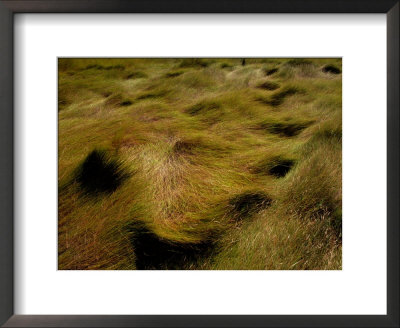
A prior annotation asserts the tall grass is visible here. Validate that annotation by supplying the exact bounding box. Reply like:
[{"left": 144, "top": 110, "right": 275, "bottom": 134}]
[{"left": 58, "top": 58, "right": 342, "bottom": 270}]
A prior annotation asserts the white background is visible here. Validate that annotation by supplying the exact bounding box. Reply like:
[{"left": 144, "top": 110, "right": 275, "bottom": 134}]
[{"left": 14, "top": 14, "right": 387, "bottom": 315}]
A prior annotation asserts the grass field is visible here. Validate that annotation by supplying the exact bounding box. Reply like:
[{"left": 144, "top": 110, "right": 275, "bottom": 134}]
[{"left": 58, "top": 58, "right": 342, "bottom": 270}]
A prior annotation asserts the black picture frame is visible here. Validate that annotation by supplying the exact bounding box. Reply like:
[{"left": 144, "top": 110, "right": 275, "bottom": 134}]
[{"left": 0, "top": 1, "right": 398, "bottom": 327}]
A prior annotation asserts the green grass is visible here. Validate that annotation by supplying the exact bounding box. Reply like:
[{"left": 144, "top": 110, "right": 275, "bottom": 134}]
[{"left": 58, "top": 58, "right": 342, "bottom": 270}]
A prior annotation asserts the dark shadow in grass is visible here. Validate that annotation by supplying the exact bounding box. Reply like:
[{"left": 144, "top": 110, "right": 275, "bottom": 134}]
[
  {"left": 75, "top": 149, "right": 128, "bottom": 194},
  {"left": 127, "top": 222, "right": 215, "bottom": 270},
  {"left": 136, "top": 90, "right": 168, "bottom": 101},
  {"left": 220, "top": 62, "right": 233, "bottom": 69},
  {"left": 125, "top": 71, "right": 147, "bottom": 79},
  {"left": 259, "top": 121, "right": 311, "bottom": 137},
  {"left": 228, "top": 191, "right": 272, "bottom": 222},
  {"left": 253, "top": 156, "right": 295, "bottom": 178},
  {"left": 164, "top": 71, "right": 184, "bottom": 78},
  {"left": 264, "top": 67, "right": 279, "bottom": 76},
  {"left": 322, "top": 65, "right": 341, "bottom": 74},
  {"left": 268, "top": 159, "right": 295, "bottom": 178},
  {"left": 58, "top": 98, "right": 70, "bottom": 111},
  {"left": 266, "top": 87, "right": 301, "bottom": 106},
  {"left": 185, "top": 100, "right": 222, "bottom": 115},
  {"left": 257, "top": 81, "right": 280, "bottom": 91},
  {"left": 105, "top": 94, "right": 133, "bottom": 107},
  {"left": 331, "top": 208, "right": 342, "bottom": 240},
  {"left": 120, "top": 100, "right": 133, "bottom": 106}
]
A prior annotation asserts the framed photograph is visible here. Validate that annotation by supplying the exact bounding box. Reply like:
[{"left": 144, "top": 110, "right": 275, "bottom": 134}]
[{"left": 0, "top": 0, "right": 398, "bottom": 327}]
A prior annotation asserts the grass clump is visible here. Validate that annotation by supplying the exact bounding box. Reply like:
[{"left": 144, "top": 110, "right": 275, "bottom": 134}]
[
  {"left": 75, "top": 149, "right": 128, "bottom": 194},
  {"left": 322, "top": 64, "right": 341, "bottom": 74}
]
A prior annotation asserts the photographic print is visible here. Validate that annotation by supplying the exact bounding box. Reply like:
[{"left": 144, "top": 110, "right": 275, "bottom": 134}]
[{"left": 58, "top": 58, "right": 342, "bottom": 270}]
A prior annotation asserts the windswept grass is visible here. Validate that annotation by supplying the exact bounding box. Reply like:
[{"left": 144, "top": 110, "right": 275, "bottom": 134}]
[{"left": 58, "top": 58, "right": 342, "bottom": 270}]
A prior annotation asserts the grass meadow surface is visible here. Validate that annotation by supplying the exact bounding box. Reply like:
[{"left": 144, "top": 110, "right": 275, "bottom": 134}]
[{"left": 58, "top": 58, "right": 342, "bottom": 270}]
